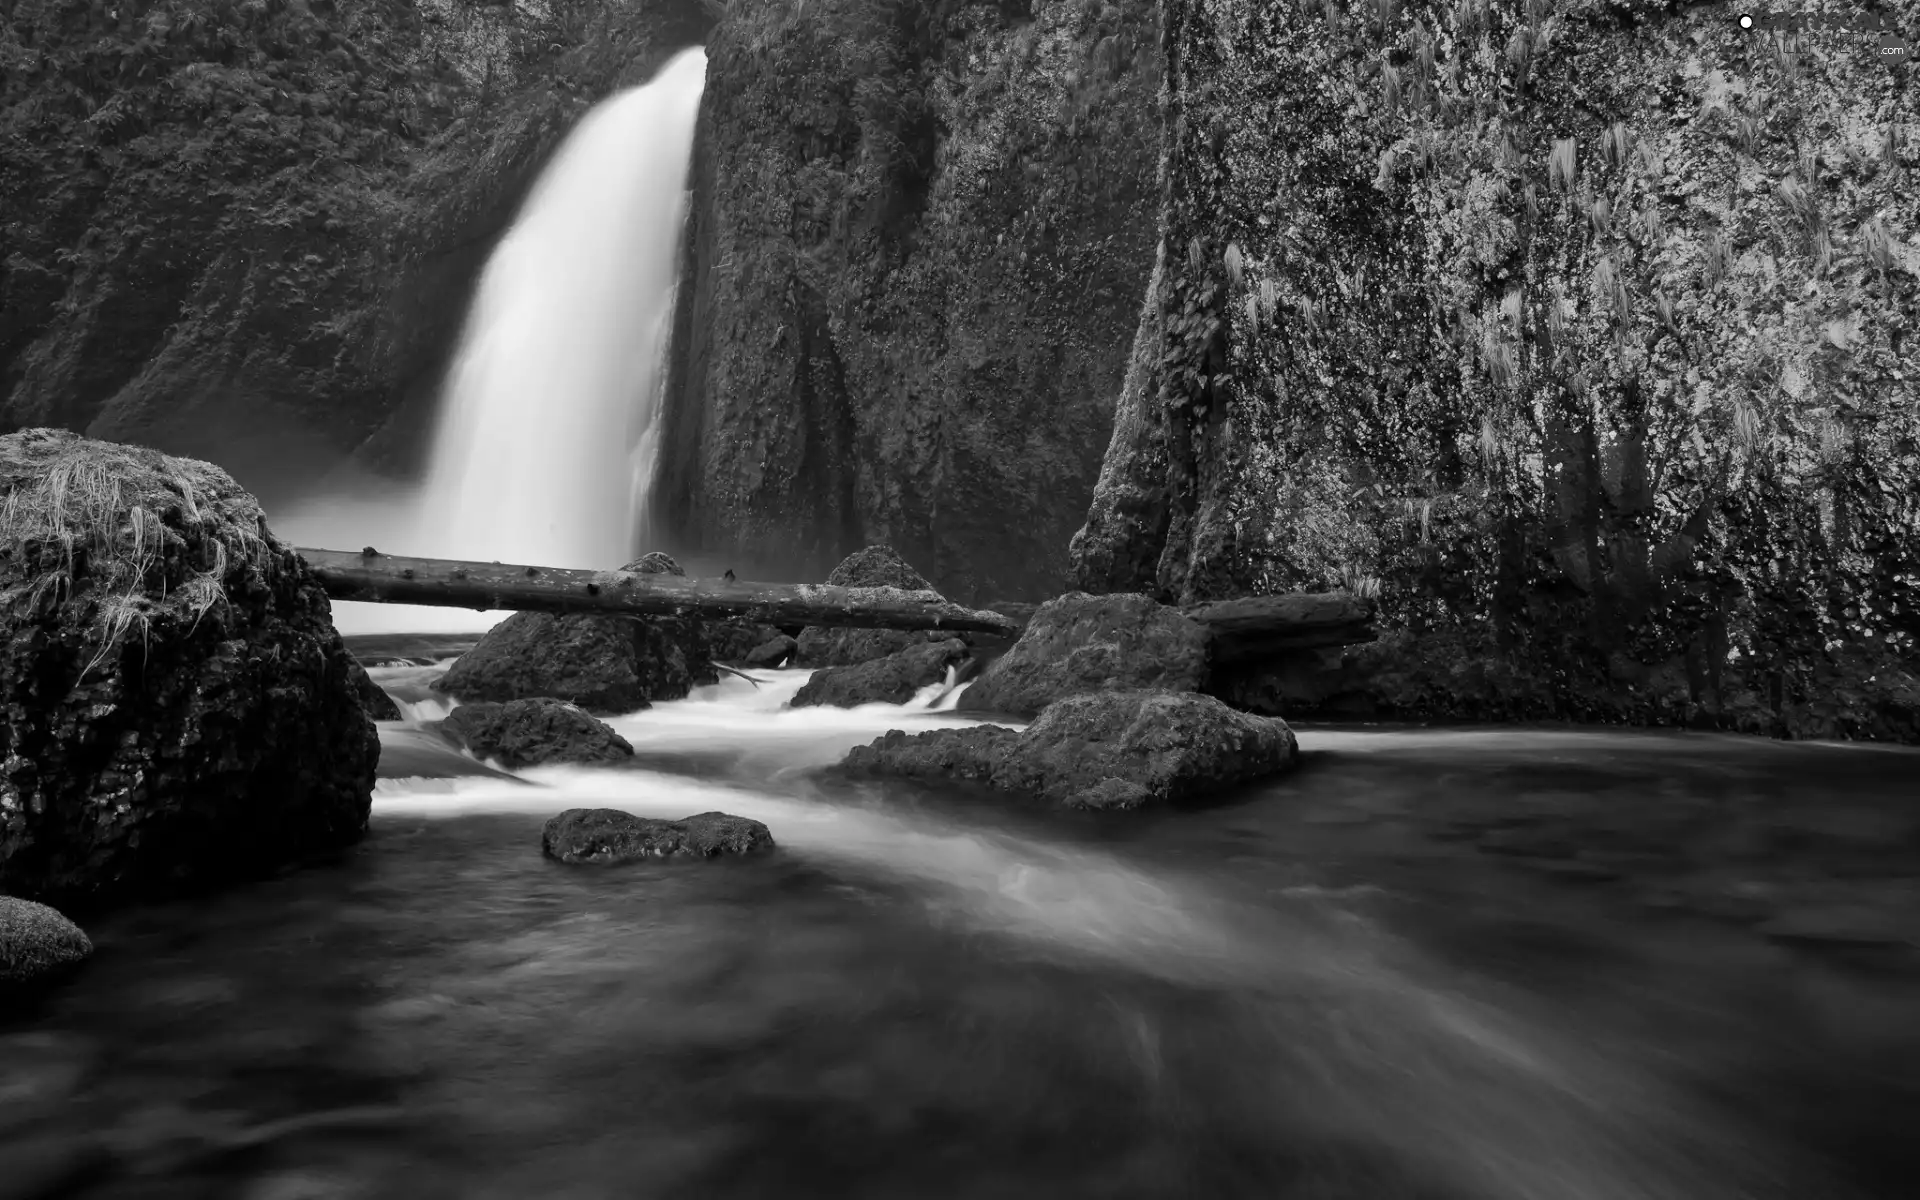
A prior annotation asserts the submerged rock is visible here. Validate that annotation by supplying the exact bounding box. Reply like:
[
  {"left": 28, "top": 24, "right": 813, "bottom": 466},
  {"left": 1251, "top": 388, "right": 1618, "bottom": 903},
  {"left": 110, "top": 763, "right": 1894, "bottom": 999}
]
[
  {"left": 796, "top": 546, "right": 950, "bottom": 667},
  {"left": 541, "top": 808, "right": 775, "bottom": 863},
  {"left": 350, "top": 661, "right": 403, "bottom": 721},
  {"left": 438, "top": 699, "right": 634, "bottom": 770},
  {"left": 957, "top": 592, "right": 1211, "bottom": 718},
  {"left": 0, "top": 429, "right": 378, "bottom": 906},
  {"left": 0, "top": 896, "right": 93, "bottom": 1001},
  {"left": 844, "top": 690, "right": 1296, "bottom": 810},
  {"left": 434, "top": 553, "right": 713, "bottom": 714},
  {"left": 791, "top": 638, "right": 970, "bottom": 708}
]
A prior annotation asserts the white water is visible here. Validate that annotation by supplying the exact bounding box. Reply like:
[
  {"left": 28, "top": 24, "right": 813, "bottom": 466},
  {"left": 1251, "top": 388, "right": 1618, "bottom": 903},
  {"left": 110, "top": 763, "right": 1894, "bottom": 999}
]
[
  {"left": 367, "top": 669, "right": 1769, "bottom": 1200},
  {"left": 274, "top": 49, "right": 708, "bottom": 635}
]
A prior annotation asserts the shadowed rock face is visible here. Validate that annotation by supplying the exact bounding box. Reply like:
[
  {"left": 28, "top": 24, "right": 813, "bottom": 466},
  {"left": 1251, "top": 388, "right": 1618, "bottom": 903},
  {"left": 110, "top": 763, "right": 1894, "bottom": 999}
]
[
  {"left": 791, "top": 638, "right": 970, "bottom": 709},
  {"left": 958, "top": 592, "right": 1211, "bottom": 719},
  {"left": 434, "top": 553, "right": 714, "bottom": 714},
  {"left": 843, "top": 690, "right": 1298, "bottom": 810},
  {"left": 654, "top": 0, "right": 1162, "bottom": 600},
  {"left": 0, "top": 429, "right": 378, "bottom": 907},
  {"left": 541, "top": 808, "right": 775, "bottom": 864},
  {"left": 438, "top": 699, "right": 634, "bottom": 770}
]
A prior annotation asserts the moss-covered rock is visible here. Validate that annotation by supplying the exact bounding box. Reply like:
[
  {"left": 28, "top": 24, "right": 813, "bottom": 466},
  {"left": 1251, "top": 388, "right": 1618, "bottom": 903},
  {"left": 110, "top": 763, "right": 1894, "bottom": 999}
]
[
  {"left": 656, "top": 0, "right": 1162, "bottom": 600},
  {"left": 0, "top": 429, "right": 378, "bottom": 906},
  {"left": 957, "top": 591, "right": 1211, "bottom": 717},
  {"left": 541, "top": 807, "right": 775, "bottom": 863},
  {"left": 438, "top": 698, "right": 635, "bottom": 769},
  {"left": 795, "top": 544, "right": 948, "bottom": 666},
  {"left": 1072, "top": 0, "right": 1920, "bottom": 741},
  {"left": 790, "top": 637, "right": 970, "bottom": 707},
  {"left": 0, "top": 895, "right": 93, "bottom": 1002}
]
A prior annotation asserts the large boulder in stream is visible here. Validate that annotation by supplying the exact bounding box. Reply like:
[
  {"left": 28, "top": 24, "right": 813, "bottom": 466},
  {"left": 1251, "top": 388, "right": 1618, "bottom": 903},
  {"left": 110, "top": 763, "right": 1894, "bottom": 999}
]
[
  {"left": 795, "top": 546, "right": 955, "bottom": 667},
  {"left": 791, "top": 638, "right": 971, "bottom": 709},
  {"left": 434, "top": 552, "right": 716, "bottom": 715},
  {"left": 0, "top": 429, "right": 379, "bottom": 906},
  {"left": 0, "top": 896, "right": 93, "bottom": 1005},
  {"left": 956, "top": 592, "right": 1211, "bottom": 718},
  {"left": 542, "top": 808, "right": 775, "bottom": 863},
  {"left": 843, "top": 690, "right": 1297, "bottom": 810},
  {"left": 438, "top": 699, "right": 634, "bottom": 770}
]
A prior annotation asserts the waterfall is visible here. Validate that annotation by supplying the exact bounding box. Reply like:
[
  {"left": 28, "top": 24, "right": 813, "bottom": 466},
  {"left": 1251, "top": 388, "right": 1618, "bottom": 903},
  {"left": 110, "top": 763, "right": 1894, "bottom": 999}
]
[{"left": 275, "top": 48, "right": 707, "bottom": 635}]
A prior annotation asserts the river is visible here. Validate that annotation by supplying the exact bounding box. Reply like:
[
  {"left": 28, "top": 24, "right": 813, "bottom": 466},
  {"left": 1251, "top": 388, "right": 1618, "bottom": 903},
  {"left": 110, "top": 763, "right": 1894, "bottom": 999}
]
[{"left": 3, "top": 638, "right": 1916, "bottom": 1200}]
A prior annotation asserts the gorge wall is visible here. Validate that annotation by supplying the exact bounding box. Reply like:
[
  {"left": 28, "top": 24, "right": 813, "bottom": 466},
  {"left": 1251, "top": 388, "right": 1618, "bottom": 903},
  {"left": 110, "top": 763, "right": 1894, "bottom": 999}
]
[
  {"left": 655, "top": 0, "right": 1162, "bottom": 602},
  {"left": 1072, "top": 0, "right": 1919, "bottom": 738},
  {"left": 0, "top": 0, "right": 710, "bottom": 506}
]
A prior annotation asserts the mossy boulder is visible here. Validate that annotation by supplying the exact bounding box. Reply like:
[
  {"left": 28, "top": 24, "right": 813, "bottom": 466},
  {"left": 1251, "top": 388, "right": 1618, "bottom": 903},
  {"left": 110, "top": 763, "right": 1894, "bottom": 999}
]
[
  {"left": 0, "top": 429, "right": 378, "bottom": 906},
  {"left": 794, "top": 546, "right": 952, "bottom": 667},
  {"left": 541, "top": 808, "right": 775, "bottom": 864},
  {"left": 434, "top": 552, "right": 714, "bottom": 714},
  {"left": 843, "top": 690, "right": 1298, "bottom": 810},
  {"left": 791, "top": 638, "right": 971, "bottom": 709},
  {"left": 438, "top": 698, "right": 634, "bottom": 770},
  {"left": 0, "top": 895, "right": 93, "bottom": 1004},
  {"left": 957, "top": 592, "right": 1212, "bottom": 718}
]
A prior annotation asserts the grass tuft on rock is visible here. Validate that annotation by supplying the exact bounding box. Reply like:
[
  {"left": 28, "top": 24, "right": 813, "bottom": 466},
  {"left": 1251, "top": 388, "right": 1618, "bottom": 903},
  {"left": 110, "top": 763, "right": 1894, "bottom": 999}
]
[{"left": 0, "top": 430, "right": 271, "bottom": 673}]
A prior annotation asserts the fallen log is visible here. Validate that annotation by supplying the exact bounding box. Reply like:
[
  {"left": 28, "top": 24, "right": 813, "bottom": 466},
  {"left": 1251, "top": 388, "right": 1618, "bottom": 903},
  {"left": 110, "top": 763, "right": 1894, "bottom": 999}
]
[
  {"left": 1183, "top": 593, "right": 1378, "bottom": 662},
  {"left": 295, "top": 547, "right": 1024, "bottom": 638}
]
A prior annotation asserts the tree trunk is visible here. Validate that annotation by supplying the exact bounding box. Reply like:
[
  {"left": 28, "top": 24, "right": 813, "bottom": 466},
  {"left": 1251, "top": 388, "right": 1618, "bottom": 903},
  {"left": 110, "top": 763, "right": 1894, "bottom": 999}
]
[{"left": 295, "top": 548, "right": 1025, "bottom": 637}]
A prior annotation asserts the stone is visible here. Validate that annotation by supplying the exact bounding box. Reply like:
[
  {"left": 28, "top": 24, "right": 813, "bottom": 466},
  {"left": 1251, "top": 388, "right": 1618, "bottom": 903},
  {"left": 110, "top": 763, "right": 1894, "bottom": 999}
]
[
  {"left": 956, "top": 592, "right": 1211, "bottom": 718},
  {"left": 437, "top": 699, "right": 634, "bottom": 770},
  {"left": 795, "top": 546, "right": 949, "bottom": 667},
  {"left": 710, "top": 620, "right": 782, "bottom": 664},
  {"left": 434, "top": 552, "right": 714, "bottom": 714},
  {"left": 743, "top": 634, "right": 799, "bottom": 668},
  {"left": 540, "top": 808, "right": 775, "bottom": 863},
  {"left": 791, "top": 638, "right": 970, "bottom": 708},
  {"left": 842, "top": 690, "right": 1298, "bottom": 809},
  {"left": 0, "top": 896, "right": 92, "bottom": 1000},
  {"left": 0, "top": 429, "right": 379, "bottom": 906},
  {"left": 350, "top": 662, "right": 402, "bottom": 721}
]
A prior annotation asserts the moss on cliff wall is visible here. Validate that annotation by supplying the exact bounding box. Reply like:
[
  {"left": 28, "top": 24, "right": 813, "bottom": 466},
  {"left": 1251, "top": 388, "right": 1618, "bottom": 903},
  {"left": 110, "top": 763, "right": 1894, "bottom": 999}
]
[
  {"left": 1074, "top": 0, "right": 1919, "bottom": 739},
  {"left": 0, "top": 0, "right": 708, "bottom": 502},
  {"left": 657, "top": 0, "right": 1162, "bottom": 601}
]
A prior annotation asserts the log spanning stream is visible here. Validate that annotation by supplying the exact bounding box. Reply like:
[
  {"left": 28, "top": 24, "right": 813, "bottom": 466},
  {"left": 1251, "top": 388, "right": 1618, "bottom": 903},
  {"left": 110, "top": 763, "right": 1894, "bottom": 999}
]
[{"left": 294, "top": 547, "right": 1380, "bottom": 660}]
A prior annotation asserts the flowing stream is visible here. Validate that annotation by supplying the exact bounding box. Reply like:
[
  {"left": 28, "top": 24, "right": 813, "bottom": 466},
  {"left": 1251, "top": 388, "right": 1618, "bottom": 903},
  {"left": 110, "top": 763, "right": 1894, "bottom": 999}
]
[{"left": 8, "top": 650, "right": 1917, "bottom": 1200}]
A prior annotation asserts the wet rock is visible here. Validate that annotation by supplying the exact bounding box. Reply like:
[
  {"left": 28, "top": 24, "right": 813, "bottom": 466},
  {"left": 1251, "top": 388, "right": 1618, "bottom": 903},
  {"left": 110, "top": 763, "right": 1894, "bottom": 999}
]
[
  {"left": 843, "top": 690, "right": 1298, "bottom": 810},
  {"left": 743, "top": 634, "right": 799, "bottom": 669},
  {"left": 541, "top": 808, "right": 775, "bottom": 863},
  {"left": 0, "top": 429, "right": 378, "bottom": 906},
  {"left": 437, "top": 699, "right": 633, "bottom": 770},
  {"left": 349, "top": 662, "right": 402, "bottom": 721},
  {"left": 0, "top": 896, "right": 93, "bottom": 1002},
  {"left": 434, "top": 553, "right": 712, "bottom": 714},
  {"left": 710, "top": 621, "right": 782, "bottom": 665},
  {"left": 791, "top": 639, "right": 970, "bottom": 708},
  {"left": 957, "top": 592, "right": 1211, "bottom": 718},
  {"left": 795, "top": 546, "right": 948, "bottom": 667}
]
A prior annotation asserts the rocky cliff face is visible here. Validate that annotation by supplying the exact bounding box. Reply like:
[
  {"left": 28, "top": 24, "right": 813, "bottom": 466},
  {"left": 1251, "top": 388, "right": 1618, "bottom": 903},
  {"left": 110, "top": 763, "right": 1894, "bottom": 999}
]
[
  {"left": 0, "top": 0, "right": 709, "bottom": 505},
  {"left": 1072, "top": 0, "right": 1919, "bottom": 739},
  {"left": 655, "top": 0, "right": 1161, "bottom": 602}
]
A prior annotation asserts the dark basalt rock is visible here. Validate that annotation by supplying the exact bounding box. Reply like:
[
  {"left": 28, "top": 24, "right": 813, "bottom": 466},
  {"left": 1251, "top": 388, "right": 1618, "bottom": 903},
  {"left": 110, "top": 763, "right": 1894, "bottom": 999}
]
[
  {"left": 791, "top": 639, "right": 971, "bottom": 709},
  {"left": 957, "top": 592, "right": 1211, "bottom": 718},
  {"left": 795, "top": 546, "right": 953, "bottom": 667},
  {"left": 710, "top": 621, "right": 783, "bottom": 664},
  {"left": 438, "top": 699, "right": 634, "bottom": 770},
  {"left": 743, "top": 634, "right": 799, "bottom": 668},
  {"left": 350, "top": 662, "right": 403, "bottom": 721},
  {"left": 0, "top": 429, "right": 379, "bottom": 907},
  {"left": 0, "top": 896, "right": 93, "bottom": 1004},
  {"left": 843, "top": 690, "right": 1297, "bottom": 810},
  {"left": 434, "top": 552, "right": 714, "bottom": 714},
  {"left": 541, "top": 808, "right": 775, "bottom": 864}
]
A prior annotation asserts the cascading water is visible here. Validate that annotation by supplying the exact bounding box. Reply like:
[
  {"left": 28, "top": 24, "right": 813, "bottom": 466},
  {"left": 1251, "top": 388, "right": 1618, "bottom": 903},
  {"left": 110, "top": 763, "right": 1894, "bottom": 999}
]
[{"left": 273, "top": 48, "right": 706, "bottom": 634}]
